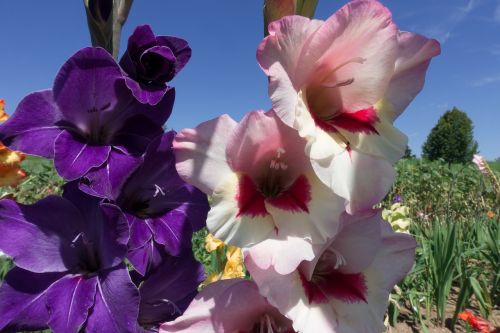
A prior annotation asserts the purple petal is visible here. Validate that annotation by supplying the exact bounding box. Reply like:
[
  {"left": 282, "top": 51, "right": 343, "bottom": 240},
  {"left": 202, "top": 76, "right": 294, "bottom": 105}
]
[
  {"left": 0, "top": 267, "right": 63, "bottom": 332},
  {"left": 138, "top": 252, "right": 204, "bottom": 326},
  {"left": 85, "top": 265, "right": 140, "bottom": 333},
  {"left": 124, "top": 25, "right": 157, "bottom": 60},
  {"left": 0, "top": 197, "right": 84, "bottom": 273},
  {"left": 54, "top": 130, "right": 111, "bottom": 180},
  {"left": 61, "top": 184, "right": 129, "bottom": 269},
  {"left": 156, "top": 36, "right": 192, "bottom": 77},
  {"left": 128, "top": 214, "right": 153, "bottom": 250},
  {"left": 123, "top": 76, "right": 170, "bottom": 105},
  {"left": 150, "top": 211, "right": 193, "bottom": 256},
  {"left": 127, "top": 85, "right": 175, "bottom": 126},
  {"left": 0, "top": 90, "right": 63, "bottom": 158},
  {"left": 46, "top": 275, "right": 98, "bottom": 333},
  {"left": 127, "top": 240, "right": 165, "bottom": 276},
  {"left": 79, "top": 149, "right": 142, "bottom": 199},
  {"left": 112, "top": 115, "right": 165, "bottom": 155},
  {"left": 166, "top": 185, "right": 209, "bottom": 232},
  {"left": 97, "top": 203, "right": 130, "bottom": 269},
  {"left": 53, "top": 47, "right": 126, "bottom": 131},
  {"left": 119, "top": 132, "right": 209, "bottom": 225},
  {"left": 138, "top": 46, "right": 176, "bottom": 81}
]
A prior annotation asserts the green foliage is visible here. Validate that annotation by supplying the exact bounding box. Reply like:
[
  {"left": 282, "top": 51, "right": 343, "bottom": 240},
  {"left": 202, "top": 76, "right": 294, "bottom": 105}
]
[
  {"left": 394, "top": 217, "right": 499, "bottom": 330},
  {"left": 3, "top": 156, "right": 64, "bottom": 205},
  {"left": 422, "top": 107, "right": 478, "bottom": 164},
  {"left": 384, "top": 158, "right": 498, "bottom": 221}
]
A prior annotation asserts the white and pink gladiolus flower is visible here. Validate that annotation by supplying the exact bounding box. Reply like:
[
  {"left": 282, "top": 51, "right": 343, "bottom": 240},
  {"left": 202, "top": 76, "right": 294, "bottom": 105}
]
[
  {"left": 174, "top": 110, "right": 345, "bottom": 270},
  {"left": 472, "top": 154, "right": 488, "bottom": 175},
  {"left": 258, "top": 0, "right": 440, "bottom": 212},
  {"left": 160, "top": 279, "right": 296, "bottom": 333},
  {"left": 245, "top": 210, "right": 417, "bottom": 333}
]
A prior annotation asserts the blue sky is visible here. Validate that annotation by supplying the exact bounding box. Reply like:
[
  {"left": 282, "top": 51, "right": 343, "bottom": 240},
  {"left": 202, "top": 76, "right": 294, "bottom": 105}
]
[{"left": 0, "top": 0, "right": 499, "bottom": 159}]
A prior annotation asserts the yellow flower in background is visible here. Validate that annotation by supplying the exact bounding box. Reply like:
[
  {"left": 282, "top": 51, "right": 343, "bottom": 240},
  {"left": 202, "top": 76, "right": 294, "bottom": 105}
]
[
  {"left": 222, "top": 245, "right": 245, "bottom": 279},
  {"left": 201, "top": 235, "right": 246, "bottom": 287},
  {"left": 205, "top": 233, "right": 224, "bottom": 253},
  {"left": 382, "top": 203, "right": 412, "bottom": 234}
]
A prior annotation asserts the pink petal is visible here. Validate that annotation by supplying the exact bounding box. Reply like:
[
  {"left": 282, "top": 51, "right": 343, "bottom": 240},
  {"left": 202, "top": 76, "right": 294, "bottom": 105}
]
[
  {"left": 207, "top": 172, "right": 275, "bottom": 248},
  {"left": 265, "top": 173, "right": 344, "bottom": 245},
  {"left": 173, "top": 114, "right": 237, "bottom": 194},
  {"left": 160, "top": 279, "right": 274, "bottom": 333},
  {"left": 338, "top": 108, "right": 408, "bottom": 164},
  {"left": 245, "top": 256, "right": 338, "bottom": 333},
  {"left": 244, "top": 236, "right": 315, "bottom": 276},
  {"left": 306, "top": 0, "right": 398, "bottom": 113},
  {"left": 385, "top": 31, "right": 441, "bottom": 121},
  {"left": 258, "top": 16, "right": 324, "bottom": 126},
  {"left": 235, "top": 174, "right": 268, "bottom": 217},
  {"left": 327, "top": 219, "right": 416, "bottom": 333},
  {"left": 226, "top": 110, "right": 310, "bottom": 181},
  {"left": 266, "top": 174, "right": 311, "bottom": 213},
  {"left": 311, "top": 150, "right": 395, "bottom": 214},
  {"left": 331, "top": 210, "right": 383, "bottom": 274}
]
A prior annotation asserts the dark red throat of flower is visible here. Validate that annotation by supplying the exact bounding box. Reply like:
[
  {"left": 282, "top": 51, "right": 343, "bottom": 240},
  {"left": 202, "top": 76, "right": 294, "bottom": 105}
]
[
  {"left": 242, "top": 313, "right": 296, "bottom": 333},
  {"left": 235, "top": 174, "right": 311, "bottom": 218},
  {"left": 299, "top": 269, "right": 368, "bottom": 305},
  {"left": 313, "top": 107, "right": 380, "bottom": 135}
]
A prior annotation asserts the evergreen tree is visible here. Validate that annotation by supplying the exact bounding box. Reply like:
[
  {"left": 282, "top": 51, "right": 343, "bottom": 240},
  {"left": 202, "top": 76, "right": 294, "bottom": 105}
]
[
  {"left": 422, "top": 107, "right": 478, "bottom": 164},
  {"left": 403, "top": 145, "right": 415, "bottom": 159}
]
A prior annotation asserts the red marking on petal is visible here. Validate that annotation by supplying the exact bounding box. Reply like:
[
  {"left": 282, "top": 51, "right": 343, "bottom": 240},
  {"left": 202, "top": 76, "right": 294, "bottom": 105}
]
[
  {"left": 331, "top": 107, "right": 380, "bottom": 134},
  {"left": 267, "top": 175, "right": 311, "bottom": 213},
  {"left": 236, "top": 174, "right": 269, "bottom": 217},
  {"left": 311, "top": 112, "right": 339, "bottom": 133},
  {"left": 299, "top": 271, "right": 328, "bottom": 304},
  {"left": 300, "top": 269, "right": 368, "bottom": 305},
  {"left": 346, "top": 143, "right": 352, "bottom": 160}
]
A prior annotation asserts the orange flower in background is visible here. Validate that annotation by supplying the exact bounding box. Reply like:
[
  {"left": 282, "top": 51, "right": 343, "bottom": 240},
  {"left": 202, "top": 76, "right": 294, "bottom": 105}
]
[
  {"left": 458, "top": 310, "right": 496, "bottom": 333},
  {"left": 0, "top": 99, "right": 7, "bottom": 122},
  {"left": 486, "top": 210, "right": 495, "bottom": 218},
  {"left": 0, "top": 99, "right": 27, "bottom": 187}
]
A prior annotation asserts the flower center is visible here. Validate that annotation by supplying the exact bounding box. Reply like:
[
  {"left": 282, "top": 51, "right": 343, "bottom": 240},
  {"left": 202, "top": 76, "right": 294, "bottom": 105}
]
[
  {"left": 245, "top": 313, "right": 295, "bottom": 333},
  {"left": 71, "top": 232, "right": 101, "bottom": 274},
  {"left": 259, "top": 148, "right": 289, "bottom": 198},
  {"left": 300, "top": 247, "right": 367, "bottom": 304}
]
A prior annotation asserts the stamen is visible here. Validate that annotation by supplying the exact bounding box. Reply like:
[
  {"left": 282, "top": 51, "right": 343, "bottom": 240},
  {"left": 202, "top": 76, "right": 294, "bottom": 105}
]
[
  {"left": 323, "top": 77, "right": 355, "bottom": 89},
  {"left": 153, "top": 299, "right": 182, "bottom": 315},
  {"left": 331, "top": 248, "right": 347, "bottom": 269},
  {"left": 268, "top": 148, "right": 288, "bottom": 171},
  {"left": 70, "top": 232, "right": 84, "bottom": 247},
  {"left": 153, "top": 184, "right": 165, "bottom": 197}
]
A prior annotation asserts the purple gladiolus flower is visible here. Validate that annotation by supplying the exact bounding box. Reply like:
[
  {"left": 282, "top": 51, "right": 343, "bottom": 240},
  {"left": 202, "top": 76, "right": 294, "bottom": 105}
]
[
  {"left": 81, "top": 131, "right": 209, "bottom": 275},
  {"left": 0, "top": 183, "right": 139, "bottom": 333},
  {"left": 120, "top": 24, "right": 191, "bottom": 105},
  {"left": 393, "top": 194, "right": 402, "bottom": 203},
  {"left": 0, "top": 47, "right": 174, "bottom": 197},
  {"left": 135, "top": 251, "right": 205, "bottom": 331}
]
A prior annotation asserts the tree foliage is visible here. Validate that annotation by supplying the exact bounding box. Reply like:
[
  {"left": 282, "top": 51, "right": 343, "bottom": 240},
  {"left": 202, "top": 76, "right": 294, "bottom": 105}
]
[{"left": 422, "top": 107, "right": 478, "bottom": 164}]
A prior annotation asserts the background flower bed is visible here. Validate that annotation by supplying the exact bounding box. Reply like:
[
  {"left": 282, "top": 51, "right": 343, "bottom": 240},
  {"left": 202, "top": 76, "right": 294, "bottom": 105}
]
[{"left": 0, "top": 156, "right": 498, "bottom": 332}]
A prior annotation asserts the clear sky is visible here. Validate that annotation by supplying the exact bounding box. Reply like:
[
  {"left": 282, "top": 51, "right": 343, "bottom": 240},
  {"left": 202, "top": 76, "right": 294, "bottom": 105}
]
[{"left": 0, "top": 1, "right": 498, "bottom": 159}]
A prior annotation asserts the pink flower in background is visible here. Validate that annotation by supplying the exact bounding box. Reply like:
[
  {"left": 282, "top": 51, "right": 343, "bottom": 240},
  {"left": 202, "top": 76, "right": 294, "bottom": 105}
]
[
  {"left": 257, "top": 0, "right": 440, "bottom": 212},
  {"left": 245, "top": 210, "right": 416, "bottom": 333},
  {"left": 160, "top": 279, "right": 296, "bottom": 333},
  {"left": 473, "top": 154, "right": 488, "bottom": 175},
  {"left": 174, "top": 110, "right": 345, "bottom": 271}
]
